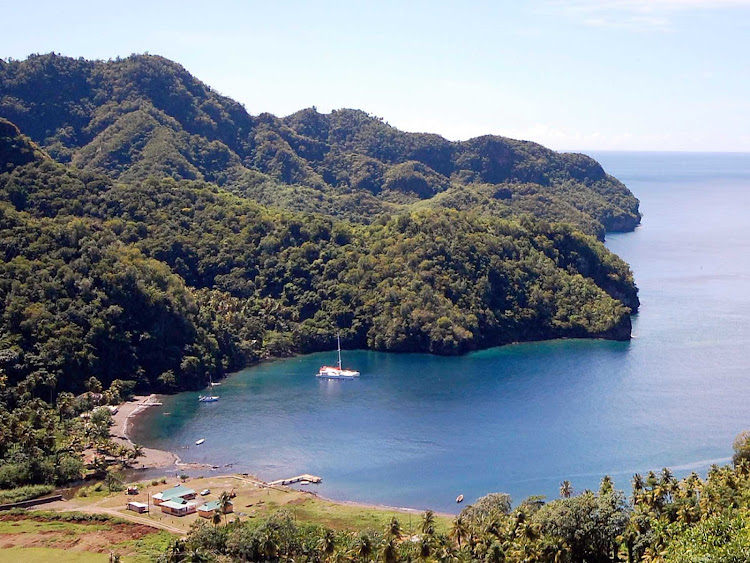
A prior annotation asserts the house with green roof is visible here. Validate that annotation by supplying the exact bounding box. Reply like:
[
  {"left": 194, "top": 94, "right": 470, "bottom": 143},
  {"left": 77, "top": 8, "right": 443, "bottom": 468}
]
[
  {"left": 198, "top": 498, "right": 234, "bottom": 518},
  {"left": 152, "top": 484, "right": 197, "bottom": 505}
]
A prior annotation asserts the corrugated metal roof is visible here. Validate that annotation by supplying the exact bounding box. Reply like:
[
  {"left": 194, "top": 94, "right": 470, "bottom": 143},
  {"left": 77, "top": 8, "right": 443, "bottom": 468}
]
[{"left": 157, "top": 484, "right": 196, "bottom": 501}]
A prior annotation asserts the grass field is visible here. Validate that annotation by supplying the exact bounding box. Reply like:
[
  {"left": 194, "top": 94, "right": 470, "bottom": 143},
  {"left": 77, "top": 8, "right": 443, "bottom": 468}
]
[{"left": 0, "top": 512, "right": 173, "bottom": 562}]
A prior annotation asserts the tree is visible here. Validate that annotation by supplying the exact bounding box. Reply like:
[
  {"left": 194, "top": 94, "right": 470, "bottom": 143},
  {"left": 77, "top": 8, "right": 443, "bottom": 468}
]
[
  {"left": 450, "top": 515, "right": 468, "bottom": 547},
  {"left": 86, "top": 376, "right": 102, "bottom": 393},
  {"left": 381, "top": 537, "right": 398, "bottom": 563},
  {"left": 732, "top": 430, "right": 750, "bottom": 466},
  {"left": 560, "top": 480, "right": 573, "bottom": 499},
  {"left": 318, "top": 528, "right": 336, "bottom": 559},
  {"left": 385, "top": 516, "right": 401, "bottom": 539},
  {"left": 218, "top": 491, "right": 232, "bottom": 525},
  {"left": 128, "top": 443, "right": 145, "bottom": 466},
  {"left": 420, "top": 510, "right": 436, "bottom": 536},
  {"left": 353, "top": 532, "right": 373, "bottom": 560}
]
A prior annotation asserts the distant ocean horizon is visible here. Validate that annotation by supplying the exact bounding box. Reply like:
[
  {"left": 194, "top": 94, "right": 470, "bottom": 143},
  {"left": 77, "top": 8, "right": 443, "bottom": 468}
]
[{"left": 132, "top": 151, "right": 750, "bottom": 513}]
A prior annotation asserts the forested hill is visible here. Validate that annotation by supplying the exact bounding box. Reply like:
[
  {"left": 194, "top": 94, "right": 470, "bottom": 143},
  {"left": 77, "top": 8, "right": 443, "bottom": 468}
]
[
  {"left": 0, "top": 53, "right": 640, "bottom": 238},
  {"left": 0, "top": 115, "right": 637, "bottom": 395}
]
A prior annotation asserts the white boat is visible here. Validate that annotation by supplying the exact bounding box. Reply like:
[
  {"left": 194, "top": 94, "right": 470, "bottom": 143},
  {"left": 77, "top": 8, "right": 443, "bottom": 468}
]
[
  {"left": 198, "top": 395, "right": 219, "bottom": 402},
  {"left": 195, "top": 438, "right": 205, "bottom": 445},
  {"left": 317, "top": 334, "right": 360, "bottom": 379}
]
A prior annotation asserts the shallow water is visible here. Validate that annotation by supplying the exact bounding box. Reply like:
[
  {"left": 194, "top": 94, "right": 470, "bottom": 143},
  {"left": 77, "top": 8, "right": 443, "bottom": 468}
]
[{"left": 132, "top": 152, "right": 750, "bottom": 513}]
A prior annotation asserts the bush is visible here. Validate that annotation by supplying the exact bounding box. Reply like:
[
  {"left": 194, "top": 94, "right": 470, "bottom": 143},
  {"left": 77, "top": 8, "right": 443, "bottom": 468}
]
[{"left": 0, "top": 484, "right": 54, "bottom": 504}]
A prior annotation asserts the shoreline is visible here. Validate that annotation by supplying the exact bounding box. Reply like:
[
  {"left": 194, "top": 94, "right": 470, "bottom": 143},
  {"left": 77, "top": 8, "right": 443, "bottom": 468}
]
[
  {"left": 111, "top": 395, "right": 226, "bottom": 471},
  {"left": 112, "top": 396, "right": 456, "bottom": 517},
  {"left": 110, "top": 394, "right": 179, "bottom": 469}
]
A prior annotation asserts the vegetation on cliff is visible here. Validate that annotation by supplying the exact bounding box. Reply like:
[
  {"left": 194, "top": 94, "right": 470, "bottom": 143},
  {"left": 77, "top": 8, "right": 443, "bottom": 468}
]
[{"left": 0, "top": 53, "right": 640, "bottom": 238}]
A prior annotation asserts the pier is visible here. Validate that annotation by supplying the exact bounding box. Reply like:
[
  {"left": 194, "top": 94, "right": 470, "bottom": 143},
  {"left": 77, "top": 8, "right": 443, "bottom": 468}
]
[{"left": 268, "top": 474, "right": 322, "bottom": 486}]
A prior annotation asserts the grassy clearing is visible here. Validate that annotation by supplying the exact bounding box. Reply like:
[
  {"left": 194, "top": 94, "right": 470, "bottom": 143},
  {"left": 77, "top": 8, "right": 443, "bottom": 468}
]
[
  {"left": 0, "top": 511, "right": 170, "bottom": 562},
  {"left": 288, "top": 497, "right": 450, "bottom": 534},
  {"left": 0, "top": 518, "right": 109, "bottom": 534},
  {"left": 0, "top": 547, "right": 108, "bottom": 562},
  {"left": 111, "top": 529, "right": 175, "bottom": 562}
]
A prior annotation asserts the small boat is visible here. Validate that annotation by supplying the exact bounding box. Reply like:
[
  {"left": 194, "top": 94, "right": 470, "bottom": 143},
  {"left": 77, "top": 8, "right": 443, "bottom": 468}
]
[
  {"left": 456, "top": 494, "right": 464, "bottom": 503},
  {"left": 210, "top": 382, "right": 221, "bottom": 387},
  {"left": 195, "top": 438, "right": 205, "bottom": 445},
  {"left": 198, "top": 395, "right": 219, "bottom": 402},
  {"left": 317, "top": 334, "right": 360, "bottom": 379}
]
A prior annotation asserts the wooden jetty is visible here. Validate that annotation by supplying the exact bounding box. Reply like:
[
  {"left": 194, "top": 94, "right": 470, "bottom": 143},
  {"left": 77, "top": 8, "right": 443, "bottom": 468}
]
[{"left": 268, "top": 474, "right": 322, "bottom": 486}]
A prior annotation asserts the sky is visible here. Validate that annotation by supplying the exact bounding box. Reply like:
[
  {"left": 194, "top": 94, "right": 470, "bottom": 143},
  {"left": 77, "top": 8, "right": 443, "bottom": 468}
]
[{"left": 2, "top": 0, "right": 749, "bottom": 152}]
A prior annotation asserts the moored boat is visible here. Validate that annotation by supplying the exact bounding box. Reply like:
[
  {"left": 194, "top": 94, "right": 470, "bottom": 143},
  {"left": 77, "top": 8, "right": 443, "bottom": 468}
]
[
  {"left": 317, "top": 334, "right": 360, "bottom": 379},
  {"left": 198, "top": 395, "right": 219, "bottom": 402}
]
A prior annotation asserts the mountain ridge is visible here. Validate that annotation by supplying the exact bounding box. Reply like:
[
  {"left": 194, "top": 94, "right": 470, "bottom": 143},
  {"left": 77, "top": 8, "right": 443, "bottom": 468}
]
[{"left": 0, "top": 53, "right": 640, "bottom": 238}]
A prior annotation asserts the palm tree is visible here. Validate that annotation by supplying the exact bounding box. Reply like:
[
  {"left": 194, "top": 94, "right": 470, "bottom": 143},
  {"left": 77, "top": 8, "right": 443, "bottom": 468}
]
[
  {"left": 218, "top": 491, "right": 232, "bottom": 525},
  {"left": 599, "top": 475, "right": 614, "bottom": 495},
  {"left": 318, "top": 529, "right": 336, "bottom": 559},
  {"left": 420, "top": 510, "right": 436, "bottom": 536},
  {"left": 418, "top": 535, "right": 432, "bottom": 561},
  {"left": 559, "top": 480, "right": 573, "bottom": 499},
  {"left": 632, "top": 473, "right": 645, "bottom": 505},
  {"left": 164, "top": 539, "right": 185, "bottom": 563},
  {"left": 129, "top": 443, "right": 145, "bottom": 465},
  {"left": 353, "top": 532, "right": 373, "bottom": 560},
  {"left": 259, "top": 529, "right": 278, "bottom": 560},
  {"left": 385, "top": 516, "right": 402, "bottom": 539},
  {"left": 212, "top": 508, "right": 222, "bottom": 527},
  {"left": 485, "top": 541, "right": 505, "bottom": 563},
  {"left": 381, "top": 537, "right": 398, "bottom": 563},
  {"left": 450, "top": 515, "right": 468, "bottom": 548}
]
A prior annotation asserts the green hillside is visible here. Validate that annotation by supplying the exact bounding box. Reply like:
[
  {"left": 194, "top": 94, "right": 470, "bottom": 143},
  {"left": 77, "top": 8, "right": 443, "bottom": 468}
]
[{"left": 0, "top": 53, "right": 640, "bottom": 238}]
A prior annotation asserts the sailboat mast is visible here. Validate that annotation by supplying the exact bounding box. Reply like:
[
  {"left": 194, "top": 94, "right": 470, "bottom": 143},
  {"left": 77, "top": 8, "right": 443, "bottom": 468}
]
[{"left": 337, "top": 333, "right": 342, "bottom": 370}]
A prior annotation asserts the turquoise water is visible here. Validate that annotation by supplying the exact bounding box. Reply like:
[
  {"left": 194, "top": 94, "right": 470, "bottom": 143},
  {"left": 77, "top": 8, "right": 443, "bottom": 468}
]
[{"left": 132, "top": 152, "right": 750, "bottom": 513}]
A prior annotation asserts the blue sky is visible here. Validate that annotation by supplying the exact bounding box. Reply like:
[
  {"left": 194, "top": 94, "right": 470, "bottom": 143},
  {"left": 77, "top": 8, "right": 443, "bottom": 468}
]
[{"left": 3, "top": 0, "right": 749, "bottom": 151}]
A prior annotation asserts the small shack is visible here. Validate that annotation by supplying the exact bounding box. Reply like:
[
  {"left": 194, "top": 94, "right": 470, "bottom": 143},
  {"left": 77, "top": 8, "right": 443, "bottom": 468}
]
[
  {"left": 197, "top": 499, "right": 234, "bottom": 519},
  {"left": 153, "top": 484, "right": 197, "bottom": 506},
  {"left": 160, "top": 500, "right": 197, "bottom": 516},
  {"left": 127, "top": 501, "right": 148, "bottom": 513}
]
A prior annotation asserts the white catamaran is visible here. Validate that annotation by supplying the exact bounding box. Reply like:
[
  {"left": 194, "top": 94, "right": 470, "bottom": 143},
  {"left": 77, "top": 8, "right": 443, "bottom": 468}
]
[{"left": 317, "top": 334, "right": 360, "bottom": 380}]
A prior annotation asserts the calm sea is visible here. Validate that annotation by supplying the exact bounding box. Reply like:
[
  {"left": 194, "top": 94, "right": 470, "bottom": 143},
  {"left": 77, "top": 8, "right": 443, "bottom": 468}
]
[{"left": 131, "top": 152, "right": 750, "bottom": 513}]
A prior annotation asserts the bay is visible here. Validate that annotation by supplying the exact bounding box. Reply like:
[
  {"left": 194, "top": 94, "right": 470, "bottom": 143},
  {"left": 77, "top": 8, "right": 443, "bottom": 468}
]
[{"left": 131, "top": 151, "right": 750, "bottom": 513}]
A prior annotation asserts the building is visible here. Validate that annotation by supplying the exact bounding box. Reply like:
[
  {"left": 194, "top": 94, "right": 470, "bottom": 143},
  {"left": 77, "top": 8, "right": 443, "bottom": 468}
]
[
  {"left": 127, "top": 501, "right": 148, "bottom": 513},
  {"left": 152, "top": 484, "right": 197, "bottom": 506},
  {"left": 160, "top": 500, "right": 197, "bottom": 516},
  {"left": 197, "top": 499, "right": 234, "bottom": 519}
]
